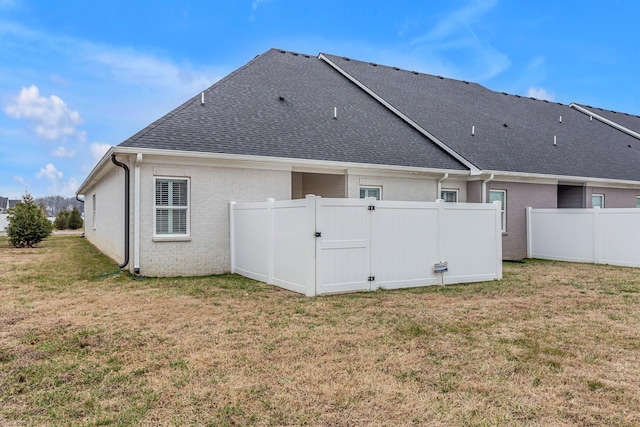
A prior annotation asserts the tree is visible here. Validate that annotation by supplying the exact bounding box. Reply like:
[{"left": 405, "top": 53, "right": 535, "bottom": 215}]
[
  {"left": 6, "top": 193, "right": 54, "bottom": 248},
  {"left": 53, "top": 209, "right": 69, "bottom": 230},
  {"left": 67, "top": 207, "right": 83, "bottom": 230}
]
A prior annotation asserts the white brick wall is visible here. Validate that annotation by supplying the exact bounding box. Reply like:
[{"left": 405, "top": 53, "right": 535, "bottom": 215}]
[
  {"left": 138, "top": 162, "right": 290, "bottom": 276},
  {"left": 84, "top": 168, "right": 125, "bottom": 264}
]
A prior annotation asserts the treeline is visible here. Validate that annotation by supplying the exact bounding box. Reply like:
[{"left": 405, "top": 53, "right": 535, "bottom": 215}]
[{"left": 35, "top": 196, "right": 84, "bottom": 217}]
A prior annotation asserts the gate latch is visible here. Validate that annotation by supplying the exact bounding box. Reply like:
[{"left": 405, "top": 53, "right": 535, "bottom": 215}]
[
  {"left": 368, "top": 276, "right": 375, "bottom": 282},
  {"left": 314, "top": 232, "right": 322, "bottom": 238}
]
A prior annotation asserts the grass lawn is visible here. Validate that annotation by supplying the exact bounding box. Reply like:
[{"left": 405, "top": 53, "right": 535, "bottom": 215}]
[{"left": 1, "top": 234, "right": 639, "bottom": 426}]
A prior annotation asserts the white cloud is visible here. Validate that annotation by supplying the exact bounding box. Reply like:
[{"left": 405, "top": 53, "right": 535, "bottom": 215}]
[
  {"left": 90, "top": 143, "right": 111, "bottom": 163},
  {"left": 35, "top": 163, "right": 78, "bottom": 196},
  {"left": 87, "top": 47, "right": 216, "bottom": 98},
  {"left": 527, "top": 87, "right": 555, "bottom": 101},
  {"left": 4, "top": 85, "right": 84, "bottom": 140},
  {"left": 52, "top": 146, "right": 76, "bottom": 158},
  {"left": 407, "top": 0, "right": 509, "bottom": 81},
  {"left": 36, "top": 163, "right": 63, "bottom": 180}
]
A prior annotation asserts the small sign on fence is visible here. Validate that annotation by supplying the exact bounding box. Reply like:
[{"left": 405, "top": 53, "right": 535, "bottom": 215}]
[{"left": 434, "top": 261, "right": 448, "bottom": 273}]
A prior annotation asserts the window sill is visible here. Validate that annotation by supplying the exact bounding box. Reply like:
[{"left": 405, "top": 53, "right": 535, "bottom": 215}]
[{"left": 153, "top": 236, "right": 192, "bottom": 242}]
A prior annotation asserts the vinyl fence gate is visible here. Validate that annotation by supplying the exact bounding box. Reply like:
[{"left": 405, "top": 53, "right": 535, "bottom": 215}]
[{"left": 230, "top": 195, "right": 502, "bottom": 296}]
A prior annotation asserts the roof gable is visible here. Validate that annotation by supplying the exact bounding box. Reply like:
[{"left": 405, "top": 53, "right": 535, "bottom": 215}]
[{"left": 119, "top": 49, "right": 466, "bottom": 172}]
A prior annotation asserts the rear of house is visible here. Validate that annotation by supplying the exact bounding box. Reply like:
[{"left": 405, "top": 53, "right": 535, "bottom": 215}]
[{"left": 77, "top": 48, "right": 640, "bottom": 276}]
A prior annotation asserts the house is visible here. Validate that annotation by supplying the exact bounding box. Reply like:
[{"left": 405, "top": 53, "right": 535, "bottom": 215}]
[
  {"left": 76, "top": 48, "right": 640, "bottom": 277},
  {"left": 0, "top": 197, "right": 8, "bottom": 214}
]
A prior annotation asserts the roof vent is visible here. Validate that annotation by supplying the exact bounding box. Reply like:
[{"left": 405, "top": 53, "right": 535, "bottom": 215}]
[
  {"left": 304, "top": 54, "right": 310, "bottom": 58},
  {"left": 503, "top": 123, "right": 508, "bottom": 128},
  {"left": 292, "top": 52, "right": 299, "bottom": 56},
  {"left": 279, "top": 96, "right": 285, "bottom": 101},
  {"left": 393, "top": 67, "right": 400, "bottom": 70},
  {"left": 280, "top": 50, "right": 286, "bottom": 54},
  {"left": 201, "top": 92, "right": 205, "bottom": 105},
  {"left": 559, "top": 115, "right": 562, "bottom": 123},
  {"left": 629, "top": 144, "right": 632, "bottom": 148},
  {"left": 472, "top": 125, "right": 475, "bottom": 136},
  {"left": 370, "top": 63, "right": 377, "bottom": 67},
  {"left": 412, "top": 71, "right": 419, "bottom": 75},
  {"left": 343, "top": 57, "right": 350, "bottom": 61},
  {"left": 438, "top": 76, "right": 444, "bottom": 79},
  {"left": 463, "top": 81, "right": 469, "bottom": 84},
  {"left": 333, "top": 107, "right": 337, "bottom": 119},
  {"left": 554, "top": 135, "right": 557, "bottom": 146},
  {"left": 502, "top": 92, "right": 508, "bottom": 95}
]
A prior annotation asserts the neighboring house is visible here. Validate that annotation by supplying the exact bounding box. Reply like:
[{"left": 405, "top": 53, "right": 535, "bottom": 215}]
[
  {"left": 77, "top": 48, "right": 640, "bottom": 277},
  {"left": 0, "top": 197, "right": 8, "bottom": 214}
]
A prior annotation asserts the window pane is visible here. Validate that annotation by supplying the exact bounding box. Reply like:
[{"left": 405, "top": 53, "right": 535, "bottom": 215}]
[
  {"left": 441, "top": 190, "right": 457, "bottom": 202},
  {"left": 592, "top": 195, "right": 603, "bottom": 208},
  {"left": 156, "top": 180, "right": 169, "bottom": 206},
  {"left": 172, "top": 180, "right": 188, "bottom": 206},
  {"left": 637, "top": 197, "right": 640, "bottom": 208},
  {"left": 489, "top": 190, "right": 504, "bottom": 207},
  {"left": 360, "top": 187, "right": 380, "bottom": 200},
  {"left": 156, "top": 209, "right": 169, "bottom": 234},
  {"left": 172, "top": 209, "right": 187, "bottom": 234}
]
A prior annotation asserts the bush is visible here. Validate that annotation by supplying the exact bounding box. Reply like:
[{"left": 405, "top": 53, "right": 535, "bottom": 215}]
[
  {"left": 68, "top": 206, "right": 83, "bottom": 230},
  {"left": 53, "top": 207, "right": 83, "bottom": 230},
  {"left": 5, "top": 193, "right": 54, "bottom": 248},
  {"left": 54, "top": 209, "right": 69, "bottom": 230}
]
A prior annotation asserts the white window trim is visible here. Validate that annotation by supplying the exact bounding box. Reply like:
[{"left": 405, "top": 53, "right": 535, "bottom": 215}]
[
  {"left": 441, "top": 189, "right": 458, "bottom": 202},
  {"left": 153, "top": 176, "right": 191, "bottom": 239},
  {"left": 489, "top": 189, "right": 506, "bottom": 232},
  {"left": 360, "top": 186, "right": 382, "bottom": 200},
  {"left": 592, "top": 193, "right": 604, "bottom": 208}
]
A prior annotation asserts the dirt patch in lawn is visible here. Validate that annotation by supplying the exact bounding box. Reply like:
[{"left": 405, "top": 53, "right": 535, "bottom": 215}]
[{"left": 1, "top": 235, "right": 639, "bottom": 425}]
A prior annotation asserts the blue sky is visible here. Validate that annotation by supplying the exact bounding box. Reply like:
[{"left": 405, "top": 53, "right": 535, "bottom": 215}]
[{"left": 1, "top": 0, "right": 638, "bottom": 198}]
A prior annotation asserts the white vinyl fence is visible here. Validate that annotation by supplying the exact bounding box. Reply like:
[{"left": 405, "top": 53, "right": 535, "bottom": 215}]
[
  {"left": 527, "top": 207, "right": 640, "bottom": 268},
  {"left": 0, "top": 214, "right": 8, "bottom": 233},
  {"left": 230, "top": 195, "right": 502, "bottom": 296}
]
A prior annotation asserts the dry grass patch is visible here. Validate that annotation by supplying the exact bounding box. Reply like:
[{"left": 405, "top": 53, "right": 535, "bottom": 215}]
[{"left": 1, "top": 235, "right": 640, "bottom": 425}]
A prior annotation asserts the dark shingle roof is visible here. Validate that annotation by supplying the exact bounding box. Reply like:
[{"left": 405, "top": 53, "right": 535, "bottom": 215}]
[
  {"left": 321, "top": 53, "right": 640, "bottom": 181},
  {"left": 119, "top": 49, "right": 466, "bottom": 171},
  {"left": 575, "top": 104, "right": 640, "bottom": 135}
]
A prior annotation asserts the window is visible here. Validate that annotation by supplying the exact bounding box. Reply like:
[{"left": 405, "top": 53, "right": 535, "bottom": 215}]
[
  {"left": 155, "top": 178, "right": 189, "bottom": 236},
  {"left": 360, "top": 186, "right": 381, "bottom": 200},
  {"left": 489, "top": 190, "right": 506, "bottom": 232},
  {"left": 591, "top": 194, "right": 604, "bottom": 208},
  {"left": 440, "top": 189, "right": 458, "bottom": 202},
  {"left": 92, "top": 194, "right": 96, "bottom": 229},
  {"left": 637, "top": 196, "right": 640, "bottom": 208}
]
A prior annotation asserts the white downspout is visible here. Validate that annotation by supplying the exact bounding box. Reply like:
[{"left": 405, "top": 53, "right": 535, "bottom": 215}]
[
  {"left": 437, "top": 173, "right": 448, "bottom": 200},
  {"left": 481, "top": 174, "right": 494, "bottom": 203},
  {"left": 134, "top": 153, "right": 142, "bottom": 274}
]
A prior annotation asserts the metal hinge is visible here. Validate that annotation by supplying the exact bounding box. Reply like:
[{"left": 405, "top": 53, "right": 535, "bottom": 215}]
[
  {"left": 368, "top": 276, "right": 375, "bottom": 282},
  {"left": 314, "top": 232, "right": 321, "bottom": 238},
  {"left": 368, "top": 205, "right": 375, "bottom": 211}
]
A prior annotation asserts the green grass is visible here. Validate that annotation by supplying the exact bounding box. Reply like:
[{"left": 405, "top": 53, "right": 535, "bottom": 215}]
[{"left": 1, "top": 235, "right": 640, "bottom": 425}]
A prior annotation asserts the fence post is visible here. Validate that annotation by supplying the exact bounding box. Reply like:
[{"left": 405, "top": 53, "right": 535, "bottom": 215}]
[
  {"left": 593, "top": 206, "right": 601, "bottom": 264},
  {"left": 435, "top": 199, "right": 446, "bottom": 282},
  {"left": 494, "top": 201, "right": 503, "bottom": 280},
  {"left": 526, "top": 207, "right": 532, "bottom": 259},
  {"left": 229, "top": 201, "right": 236, "bottom": 274},
  {"left": 267, "top": 198, "right": 275, "bottom": 285},
  {"left": 306, "top": 194, "right": 317, "bottom": 297}
]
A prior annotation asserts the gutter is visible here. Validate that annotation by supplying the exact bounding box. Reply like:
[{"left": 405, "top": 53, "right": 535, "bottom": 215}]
[
  {"left": 111, "top": 154, "right": 130, "bottom": 269},
  {"left": 437, "top": 173, "right": 448, "bottom": 199},
  {"left": 481, "top": 174, "right": 494, "bottom": 203}
]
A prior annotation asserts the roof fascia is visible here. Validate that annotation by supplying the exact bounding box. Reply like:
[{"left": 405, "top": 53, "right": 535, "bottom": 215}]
[
  {"left": 478, "top": 169, "right": 640, "bottom": 188},
  {"left": 76, "top": 146, "right": 472, "bottom": 195},
  {"left": 317, "top": 53, "right": 481, "bottom": 175},
  {"left": 570, "top": 103, "right": 640, "bottom": 141}
]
